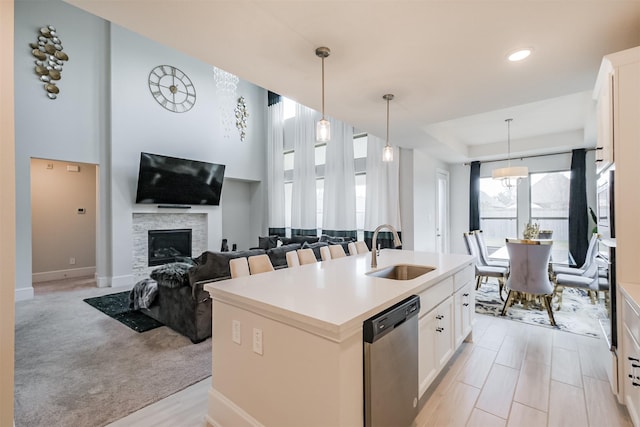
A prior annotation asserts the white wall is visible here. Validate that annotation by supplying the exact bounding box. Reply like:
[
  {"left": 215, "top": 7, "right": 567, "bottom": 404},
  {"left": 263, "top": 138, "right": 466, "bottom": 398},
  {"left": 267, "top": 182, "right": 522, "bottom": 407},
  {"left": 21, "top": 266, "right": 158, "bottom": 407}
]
[
  {"left": 399, "top": 147, "right": 450, "bottom": 252},
  {"left": 449, "top": 150, "right": 597, "bottom": 255},
  {"left": 221, "top": 178, "right": 262, "bottom": 251},
  {"left": 15, "top": 1, "right": 268, "bottom": 295}
]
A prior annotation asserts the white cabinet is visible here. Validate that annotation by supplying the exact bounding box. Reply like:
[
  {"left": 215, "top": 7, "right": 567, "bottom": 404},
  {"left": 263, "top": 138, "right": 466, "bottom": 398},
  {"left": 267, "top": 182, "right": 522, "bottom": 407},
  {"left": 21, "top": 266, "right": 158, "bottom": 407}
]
[
  {"left": 454, "top": 281, "right": 474, "bottom": 347},
  {"left": 621, "top": 288, "right": 640, "bottom": 425},
  {"left": 594, "top": 64, "right": 614, "bottom": 173},
  {"left": 417, "top": 263, "right": 474, "bottom": 398}
]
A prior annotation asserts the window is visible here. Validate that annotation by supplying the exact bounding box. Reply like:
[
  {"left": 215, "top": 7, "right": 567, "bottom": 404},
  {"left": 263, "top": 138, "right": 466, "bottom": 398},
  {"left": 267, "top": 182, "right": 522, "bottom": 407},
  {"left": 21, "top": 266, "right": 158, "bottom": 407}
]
[
  {"left": 530, "top": 171, "right": 570, "bottom": 248},
  {"left": 479, "top": 177, "right": 518, "bottom": 248}
]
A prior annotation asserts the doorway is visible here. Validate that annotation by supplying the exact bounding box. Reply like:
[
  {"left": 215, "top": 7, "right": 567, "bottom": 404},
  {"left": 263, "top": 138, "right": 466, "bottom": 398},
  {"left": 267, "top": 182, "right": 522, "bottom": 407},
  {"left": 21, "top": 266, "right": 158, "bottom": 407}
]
[
  {"left": 30, "top": 158, "right": 97, "bottom": 291},
  {"left": 436, "top": 169, "right": 449, "bottom": 253}
]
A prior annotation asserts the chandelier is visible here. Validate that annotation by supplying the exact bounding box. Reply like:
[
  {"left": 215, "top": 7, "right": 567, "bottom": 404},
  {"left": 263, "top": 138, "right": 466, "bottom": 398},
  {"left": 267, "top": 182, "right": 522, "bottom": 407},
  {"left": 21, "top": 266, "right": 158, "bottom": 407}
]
[{"left": 492, "top": 118, "right": 528, "bottom": 187}]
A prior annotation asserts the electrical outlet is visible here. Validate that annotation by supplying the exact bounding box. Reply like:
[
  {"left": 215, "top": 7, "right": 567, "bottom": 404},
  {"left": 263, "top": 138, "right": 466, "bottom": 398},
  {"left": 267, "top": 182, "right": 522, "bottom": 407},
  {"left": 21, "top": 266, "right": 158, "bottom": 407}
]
[
  {"left": 252, "top": 328, "right": 263, "bottom": 355},
  {"left": 69, "top": 257, "right": 76, "bottom": 265},
  {"left": 232, "top": 320, "right": 241, "bottom": 344}
]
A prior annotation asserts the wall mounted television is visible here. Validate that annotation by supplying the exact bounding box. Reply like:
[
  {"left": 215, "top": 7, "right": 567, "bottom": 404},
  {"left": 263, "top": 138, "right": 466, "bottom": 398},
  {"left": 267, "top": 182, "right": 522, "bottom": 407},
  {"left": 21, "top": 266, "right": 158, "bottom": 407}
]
[{"left": 135, "top": 152, "right": 225, "bottom": 206}]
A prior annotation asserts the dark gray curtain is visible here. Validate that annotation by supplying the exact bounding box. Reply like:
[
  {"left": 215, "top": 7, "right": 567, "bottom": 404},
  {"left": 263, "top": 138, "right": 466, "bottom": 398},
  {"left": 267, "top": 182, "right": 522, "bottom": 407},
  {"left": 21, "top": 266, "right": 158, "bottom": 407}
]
[
  {"left": 469, "top": 161, "right": 481, "bottom": 231},
  {"left": 569, "top": 149, "right": 588, "bottom": 266}
]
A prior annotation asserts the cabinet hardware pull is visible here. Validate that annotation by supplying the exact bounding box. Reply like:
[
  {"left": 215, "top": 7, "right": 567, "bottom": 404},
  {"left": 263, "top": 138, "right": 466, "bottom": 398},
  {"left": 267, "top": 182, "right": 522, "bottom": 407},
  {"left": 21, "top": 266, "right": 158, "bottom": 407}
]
[
  {"left": 436, "top": 327, "right": 443, "bottom": 332},
  {"left": 629, "top": 357, "right": 640, "bottom": 362},
  {"left": 463, "top": 303, "right": 469, "bottom": 307},
  {"left": 595, "top": 146, "right": 604, "bottom": 150},
  {"left": 436, "top": 315, "right": 444, "bottom": 320},
  {"left": 463, "top": 293, "right": 469, "bottom": 297},
  {"left": 632, "top": 364, "right": 640, "bottom": 369},
  {"left": 633, "top": 382, "right": 640, "bottom": 387}
]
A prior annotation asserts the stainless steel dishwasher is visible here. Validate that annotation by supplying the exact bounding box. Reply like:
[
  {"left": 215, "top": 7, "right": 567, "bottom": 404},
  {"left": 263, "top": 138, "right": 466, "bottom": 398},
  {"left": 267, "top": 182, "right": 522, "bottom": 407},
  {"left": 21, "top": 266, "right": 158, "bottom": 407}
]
[{"left": 363, "top": 295, "right": 420, "bottom": 427}]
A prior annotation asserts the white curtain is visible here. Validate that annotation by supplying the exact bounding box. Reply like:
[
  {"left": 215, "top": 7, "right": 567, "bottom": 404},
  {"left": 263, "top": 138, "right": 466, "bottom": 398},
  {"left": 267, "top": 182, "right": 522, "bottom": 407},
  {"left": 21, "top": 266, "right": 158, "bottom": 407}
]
[
  {"left": 364, "top": 134, "right": 401, "bottom": 247},
  {"left": 291, "top": 104, "right": 317, "bottom": 236},
  {"left": 267, "top": 101, "right": 285, "bottom": 236},
  {"left": 322, "top": 118, "right": 356, "bottom": 237}
]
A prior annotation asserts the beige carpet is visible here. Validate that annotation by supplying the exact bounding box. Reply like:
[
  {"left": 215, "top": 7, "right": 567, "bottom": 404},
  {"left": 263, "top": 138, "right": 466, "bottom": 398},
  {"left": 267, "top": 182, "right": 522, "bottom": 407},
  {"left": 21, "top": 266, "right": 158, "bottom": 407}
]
[{"left": 14, "top": 282, "right": 211, "bottom": 427}]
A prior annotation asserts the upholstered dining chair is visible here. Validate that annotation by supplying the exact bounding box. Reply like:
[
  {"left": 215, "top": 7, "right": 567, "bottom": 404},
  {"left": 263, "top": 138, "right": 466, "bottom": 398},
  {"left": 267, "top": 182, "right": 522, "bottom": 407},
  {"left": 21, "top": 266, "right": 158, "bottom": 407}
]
[
  {"left": 328, "top": 244, "right": 347, "bottom": 259},
  {"left": 320, "top": 246, "right": 331, "bottom": 261},
  {"left": 501, "top": 238, "right": 556, "bottom": 326},
  {"left": 247, "top": 254, "right": 275, "bottom": 275},
  {"left": 553, "top": 257, "right": 600, "bottom": 309},
  {"left": 552, "top": 233, "right": 599, "bottom": 277},
  {"left": 355, "top": 241, "right": 369, "bottom": 254},
  {"left": 348, "top": 242, "right": 357, "bottom": 256},
  {"left": 463, "top": 232, "right": 508, "bottom": 300},
  {"left": 474, "top": 230, "right": 509, "bottom": 268},
  {"left": 229, "top": 257, "right": 250, "bottom": 278},
  {"left": 297, "top": 248, "right": 317, "bottom": 265},
  {"left": 286, "top": 250, "right": 300, "bottom": 268}
]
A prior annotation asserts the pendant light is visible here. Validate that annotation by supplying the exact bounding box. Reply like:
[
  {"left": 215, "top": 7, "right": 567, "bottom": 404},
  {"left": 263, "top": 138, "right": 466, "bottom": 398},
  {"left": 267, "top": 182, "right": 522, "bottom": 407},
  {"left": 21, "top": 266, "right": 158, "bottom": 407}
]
[
  {"left": 382, "top": 94, "right": 394, "bottom": 162},
  {"left": 492, "top": 118, "right": 528, "bottom": 187},
  {"left": 315, "top": 47, "right": 331, "bottom": 142}
]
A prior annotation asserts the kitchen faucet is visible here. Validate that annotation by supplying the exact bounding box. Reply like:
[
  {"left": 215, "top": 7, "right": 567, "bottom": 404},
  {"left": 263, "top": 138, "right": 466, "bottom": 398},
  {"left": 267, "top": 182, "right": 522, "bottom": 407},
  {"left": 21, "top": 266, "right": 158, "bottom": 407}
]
[{"left": 371, "top": 224, "right": 402, "bottom": 268}]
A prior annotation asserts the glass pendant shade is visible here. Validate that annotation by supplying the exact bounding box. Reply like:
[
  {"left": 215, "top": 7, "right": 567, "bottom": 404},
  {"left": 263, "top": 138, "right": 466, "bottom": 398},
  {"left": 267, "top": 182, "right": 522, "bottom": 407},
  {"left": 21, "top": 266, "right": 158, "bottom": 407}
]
[
  {"left": 316, "top": 118, "right": 330, "bottom": 142},
  {"left": 382, "top": 144, "right": 393, "bottom": 162}
]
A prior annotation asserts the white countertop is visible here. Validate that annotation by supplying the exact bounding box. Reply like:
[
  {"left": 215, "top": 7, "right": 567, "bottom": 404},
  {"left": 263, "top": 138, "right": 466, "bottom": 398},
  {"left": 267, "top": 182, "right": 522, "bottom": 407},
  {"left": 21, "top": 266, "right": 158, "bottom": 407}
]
[{"left": 204, "top": 249, "right": 474, "bottom": 342}]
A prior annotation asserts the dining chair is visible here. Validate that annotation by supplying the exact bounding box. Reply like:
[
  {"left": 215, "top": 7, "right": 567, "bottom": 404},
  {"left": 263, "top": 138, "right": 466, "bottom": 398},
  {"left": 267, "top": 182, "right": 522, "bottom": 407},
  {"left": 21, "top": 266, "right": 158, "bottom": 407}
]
[
  {"left": 501, "top": 238, "right": 556, "bottom": 326},
  {"left": 463, "top": 232, "right": 508, "bottom": 300},
  {"left": 286, "top": 250, "right": 300, "bottom": 268},
  {"left": 348, "top": 242, "right": 358, "bottom": 256},
  {"left": 552, "top": 233, "right": 599, "bottom": 276},
  {"left": 247, "top": 254, "right": 275, "bottom": 275},
  {"left": 355, "top": 241, "right": 370, "bottom": 254},
  {"left": 320, "top": 246, "right": 331, "bottom": 261},
  {"left": 329, "top": 244, "right": 347, "bottom": 259},
  {"left": 553, "top": 257, "right": 600, "bottom": 309},
  {"left": 297, "top": 248, "right": 317, "bottom": 265},
  {"left": 474, "top": 230, "right": 509, "bottom": 268},
  {"left": 537, "top": 230, "right": 553, "bottom": 239},
  {"left": 229, "top": 257, "right": 250, "bottom": 278}
]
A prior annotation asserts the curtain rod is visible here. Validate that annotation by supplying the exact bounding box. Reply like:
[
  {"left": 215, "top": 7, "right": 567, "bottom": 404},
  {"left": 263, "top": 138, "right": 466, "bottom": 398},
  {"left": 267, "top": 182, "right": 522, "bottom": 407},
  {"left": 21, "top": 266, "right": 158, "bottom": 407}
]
[{"left": 463, "top": 147, "right": 597, "bottom": 166}]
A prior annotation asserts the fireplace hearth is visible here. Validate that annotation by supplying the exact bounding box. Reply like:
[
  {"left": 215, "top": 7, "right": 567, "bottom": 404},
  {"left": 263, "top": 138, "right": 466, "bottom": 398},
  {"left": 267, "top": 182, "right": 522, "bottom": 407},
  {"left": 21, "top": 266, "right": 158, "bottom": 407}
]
[{"left": 148, "top": 229, "right": 192, "bottom": 266}]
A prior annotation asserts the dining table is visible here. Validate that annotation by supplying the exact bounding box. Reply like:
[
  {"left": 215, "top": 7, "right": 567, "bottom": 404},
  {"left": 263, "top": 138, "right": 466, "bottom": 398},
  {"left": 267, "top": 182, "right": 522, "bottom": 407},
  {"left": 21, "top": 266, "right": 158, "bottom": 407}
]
[{"left": 490, "top": 241, "right": 576, "bottom": 267}]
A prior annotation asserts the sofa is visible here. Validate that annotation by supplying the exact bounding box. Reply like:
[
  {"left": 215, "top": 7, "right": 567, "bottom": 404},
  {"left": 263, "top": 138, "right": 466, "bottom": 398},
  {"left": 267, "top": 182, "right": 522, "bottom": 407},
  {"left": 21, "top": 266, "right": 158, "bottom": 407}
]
[{"left": 139, "top": 245, "right": 302, "bottom": 343}]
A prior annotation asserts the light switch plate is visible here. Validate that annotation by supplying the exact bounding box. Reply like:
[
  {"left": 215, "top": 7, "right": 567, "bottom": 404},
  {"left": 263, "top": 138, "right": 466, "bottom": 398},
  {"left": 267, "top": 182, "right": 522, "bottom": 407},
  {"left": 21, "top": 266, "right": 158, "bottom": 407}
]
[
  {"left": 252, "top": 328, "right": 263, "bottom": 355},
  {"left": 232, "top": 320, "right": 241, "bottom": 344}
]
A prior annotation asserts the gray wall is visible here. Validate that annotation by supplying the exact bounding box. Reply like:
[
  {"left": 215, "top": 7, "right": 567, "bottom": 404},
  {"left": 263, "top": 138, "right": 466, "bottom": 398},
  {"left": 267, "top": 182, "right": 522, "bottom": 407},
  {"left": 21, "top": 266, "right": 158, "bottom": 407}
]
[
  {"left": 31, "top": 158, "right": 97, "bottom": 281},
  {"left": 15, "top": 0, "right": 268, "bottom": 297}
]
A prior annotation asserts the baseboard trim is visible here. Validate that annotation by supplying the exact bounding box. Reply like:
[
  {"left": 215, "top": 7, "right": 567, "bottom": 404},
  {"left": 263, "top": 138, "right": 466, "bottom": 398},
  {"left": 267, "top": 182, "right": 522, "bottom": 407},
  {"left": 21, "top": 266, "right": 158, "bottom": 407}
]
[
  {"left": 32, "top": 266, "right": 96, "bottom": 283},
  {"left": 207, "top": 387, "right": 263, "bottom": 427},
  {"left": 15, "top": 286, "right": 34, "bottom": 301},
  {"left": 95, "top": 275, "right": 111, "bottom": 288},
  {"left": 110, "top": 274, "right": 134, "bottom": 289}
]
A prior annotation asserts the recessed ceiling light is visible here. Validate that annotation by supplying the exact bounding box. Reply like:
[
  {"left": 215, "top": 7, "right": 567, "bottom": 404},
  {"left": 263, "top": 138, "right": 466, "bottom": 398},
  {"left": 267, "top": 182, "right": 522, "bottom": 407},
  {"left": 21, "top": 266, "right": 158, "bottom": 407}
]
[{"left": 508, "top": 48, "right": 532, "bottom": 62}]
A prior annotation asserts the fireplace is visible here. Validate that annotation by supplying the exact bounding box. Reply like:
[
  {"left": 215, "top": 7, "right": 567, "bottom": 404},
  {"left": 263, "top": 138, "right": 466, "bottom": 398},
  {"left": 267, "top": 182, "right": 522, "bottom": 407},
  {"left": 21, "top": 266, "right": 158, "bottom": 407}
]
[{"left": 148, "top": 229, "right": 192, "bottom": 266}]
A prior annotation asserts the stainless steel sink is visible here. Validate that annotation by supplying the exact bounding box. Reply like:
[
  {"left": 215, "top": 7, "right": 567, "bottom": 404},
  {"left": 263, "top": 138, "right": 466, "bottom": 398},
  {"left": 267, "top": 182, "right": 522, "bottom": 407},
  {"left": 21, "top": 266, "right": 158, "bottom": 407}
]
[{"left": 366, "top": 264, "right": 435, "bottom": 280}]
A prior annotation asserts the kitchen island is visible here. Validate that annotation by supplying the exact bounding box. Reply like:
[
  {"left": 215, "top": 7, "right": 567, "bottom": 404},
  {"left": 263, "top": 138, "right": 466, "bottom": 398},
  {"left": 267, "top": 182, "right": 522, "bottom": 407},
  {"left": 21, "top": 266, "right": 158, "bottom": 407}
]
[{"left": 204, "top": 249, "right": 475, "bottom": 427}]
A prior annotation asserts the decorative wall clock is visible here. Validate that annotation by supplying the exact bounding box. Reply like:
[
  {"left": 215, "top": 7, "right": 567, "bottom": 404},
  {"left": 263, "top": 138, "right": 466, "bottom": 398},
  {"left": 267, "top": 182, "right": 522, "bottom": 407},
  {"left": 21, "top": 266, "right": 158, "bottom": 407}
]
[
  {"left": 148, "top": 65, "right": 196, "bottom": 113},
  {"left": 30, "top": 25, "right": 69, "bottom": 100}
]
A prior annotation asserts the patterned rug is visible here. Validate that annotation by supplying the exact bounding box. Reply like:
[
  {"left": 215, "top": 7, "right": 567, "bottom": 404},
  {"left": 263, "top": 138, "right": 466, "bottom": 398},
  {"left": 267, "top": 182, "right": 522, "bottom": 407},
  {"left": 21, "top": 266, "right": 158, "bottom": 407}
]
[
  {"left": 475, "top": 280, "right": 609, "bottom": 337},
  {"left": 83, "top": 291, "right": 163, "bottom": 332}
]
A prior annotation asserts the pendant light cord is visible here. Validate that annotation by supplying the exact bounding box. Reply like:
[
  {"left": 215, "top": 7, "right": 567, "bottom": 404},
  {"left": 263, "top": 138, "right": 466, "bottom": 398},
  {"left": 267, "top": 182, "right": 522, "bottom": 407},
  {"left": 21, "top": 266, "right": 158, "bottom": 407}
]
[
  {"left": 321, "top": 56, "right": 325, "bottom": 120},
  {"left": 386, "top": 96, "right": 390, "bottom": 145},
  {"left": 506, "top": 118, "right": 513, "bottom": 167}
]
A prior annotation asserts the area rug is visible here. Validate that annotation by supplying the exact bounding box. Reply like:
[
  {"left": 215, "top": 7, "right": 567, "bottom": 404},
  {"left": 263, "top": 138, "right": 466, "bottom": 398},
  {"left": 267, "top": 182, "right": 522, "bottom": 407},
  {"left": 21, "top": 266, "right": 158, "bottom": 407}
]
[
  {"left": 14, "top": 286, "right": 211, "bottom": 427},
  {"left": 83, "top": 291, "right": 163, "bottom": 332},
  {"left": 475, "top": 280, "right": 609, "bottom": 337}
]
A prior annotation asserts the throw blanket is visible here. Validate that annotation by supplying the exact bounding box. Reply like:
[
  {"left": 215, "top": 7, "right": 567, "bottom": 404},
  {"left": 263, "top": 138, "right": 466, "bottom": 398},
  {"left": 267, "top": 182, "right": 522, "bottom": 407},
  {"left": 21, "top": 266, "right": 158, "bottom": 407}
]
[{"left": 129, "top": 278, "right": 158, "bottom": 310}]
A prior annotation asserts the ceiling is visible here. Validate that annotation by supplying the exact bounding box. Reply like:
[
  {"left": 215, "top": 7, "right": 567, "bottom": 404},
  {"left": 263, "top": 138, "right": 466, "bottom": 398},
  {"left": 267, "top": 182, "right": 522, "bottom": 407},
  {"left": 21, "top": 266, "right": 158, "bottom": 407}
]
[{"left": 64, "top": 0, "right": 640, "bottom": 163}]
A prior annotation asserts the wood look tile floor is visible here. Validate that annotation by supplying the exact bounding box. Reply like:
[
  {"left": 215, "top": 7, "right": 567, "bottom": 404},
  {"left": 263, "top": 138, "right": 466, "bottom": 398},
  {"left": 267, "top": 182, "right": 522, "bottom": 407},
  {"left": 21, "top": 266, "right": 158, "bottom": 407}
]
[{"left": 109, "top": 313, "right": 632, "bottom": 427}]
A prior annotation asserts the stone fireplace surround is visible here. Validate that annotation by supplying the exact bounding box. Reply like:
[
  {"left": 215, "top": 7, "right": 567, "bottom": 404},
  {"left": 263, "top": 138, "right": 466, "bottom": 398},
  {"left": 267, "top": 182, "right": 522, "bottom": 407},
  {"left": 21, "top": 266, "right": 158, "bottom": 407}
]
[{"left": 132, "top": 213, "right": 207, "bottom": 283}]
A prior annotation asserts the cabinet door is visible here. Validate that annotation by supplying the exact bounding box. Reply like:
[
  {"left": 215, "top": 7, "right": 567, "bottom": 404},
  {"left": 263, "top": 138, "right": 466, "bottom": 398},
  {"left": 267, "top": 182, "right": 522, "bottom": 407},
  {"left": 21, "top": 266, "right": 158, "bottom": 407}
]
[
  {"left": 622, "top": 324, "right": 640, "bottom": 425},
  {"left": 595, "top": 72, "right": 614, "bottom": 173},
  {"left": 418, "top": 310, "right": 437, "bottom": 398},
  {"left": 454, "top": 282, "right": 474, "bottom": 347},
  {"left": 435, "top": 296, "right": 454, "bottom": 368}
]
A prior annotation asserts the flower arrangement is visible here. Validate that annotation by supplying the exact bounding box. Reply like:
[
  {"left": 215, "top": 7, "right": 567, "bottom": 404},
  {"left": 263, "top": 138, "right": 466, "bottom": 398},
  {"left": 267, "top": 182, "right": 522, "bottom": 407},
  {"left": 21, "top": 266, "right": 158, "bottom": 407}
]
[{"left": 523, "top": 222, "right": 540, "bottom": 240}]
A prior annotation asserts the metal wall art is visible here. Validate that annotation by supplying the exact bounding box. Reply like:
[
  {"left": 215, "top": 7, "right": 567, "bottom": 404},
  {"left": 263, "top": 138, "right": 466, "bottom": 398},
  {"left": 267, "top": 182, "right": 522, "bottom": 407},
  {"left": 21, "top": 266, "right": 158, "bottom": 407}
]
[
  {"left": 235, "top": 96, "right": 249, "bottom": 141},
  {"left": 30, "top": 25, "right": 68, "bottom": 100}
]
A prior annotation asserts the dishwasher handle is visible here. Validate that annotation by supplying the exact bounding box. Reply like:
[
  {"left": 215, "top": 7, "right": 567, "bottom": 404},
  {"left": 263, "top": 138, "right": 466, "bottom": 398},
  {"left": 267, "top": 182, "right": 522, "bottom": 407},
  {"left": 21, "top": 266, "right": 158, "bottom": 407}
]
[{"left": 363, "top": 295, "right": 420, "bottom": 343}]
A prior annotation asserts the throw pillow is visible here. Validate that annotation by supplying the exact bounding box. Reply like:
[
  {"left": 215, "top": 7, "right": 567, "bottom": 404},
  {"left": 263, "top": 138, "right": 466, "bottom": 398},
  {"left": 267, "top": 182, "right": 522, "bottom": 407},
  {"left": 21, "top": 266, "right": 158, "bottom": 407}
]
[
  {"left": 150, "top": 262, "right": 193, "bottom": 288},
  {"left": 258, "top": 235, "right": 280, "bottom": 250}
]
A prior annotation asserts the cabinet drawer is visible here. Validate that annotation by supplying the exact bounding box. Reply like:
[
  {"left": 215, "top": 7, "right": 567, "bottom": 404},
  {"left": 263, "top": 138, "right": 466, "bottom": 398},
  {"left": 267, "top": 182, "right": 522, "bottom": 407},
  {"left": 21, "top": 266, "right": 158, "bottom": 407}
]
[
  {"left": 419, "top": 276, "right": 453, "bottom": 315},
  {"left": 454, "top": 264, "right": 474, "bottom": 291},
  {"left": 624, "top": 296, "right": 640, "bottom": 345}
]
